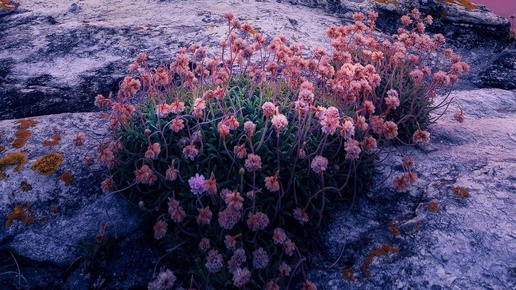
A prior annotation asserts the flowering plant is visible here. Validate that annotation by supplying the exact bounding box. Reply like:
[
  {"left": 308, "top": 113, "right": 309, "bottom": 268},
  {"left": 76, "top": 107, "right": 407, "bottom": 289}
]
[{"left": 88, "top": 9, "right": 466, "bottom": 288}]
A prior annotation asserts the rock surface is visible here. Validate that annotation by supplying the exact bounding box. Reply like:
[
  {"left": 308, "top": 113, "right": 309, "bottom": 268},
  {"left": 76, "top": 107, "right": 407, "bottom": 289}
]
[
  {"left": 1, "top": 0, "right": 515, "bottom": 120},
  {"left": 0, "top": 113, "right": 151, "bottom": 288},
  {"left": 0, "top": 0, "right": 341, "bottom": 121},
  {"left": 0, "top": 0, "right": 515, "bottom": 289},
  {"left": 309, "top": 88, "right": 516, "bottom": 289}
]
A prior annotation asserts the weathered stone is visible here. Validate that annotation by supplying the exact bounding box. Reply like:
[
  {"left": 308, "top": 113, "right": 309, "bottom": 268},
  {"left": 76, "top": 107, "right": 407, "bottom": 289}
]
[
  {"left": 309, "top": 88, "right": 516, "bottom": 289},
  {"left": 0, "top": 113, "right": 145, "bottom": 265},
  {"left": 478, "top": 47, "right": 516, "bottom": 90},
  {"left": 0, "top": 0, "right": 341, "bottom": 121}
]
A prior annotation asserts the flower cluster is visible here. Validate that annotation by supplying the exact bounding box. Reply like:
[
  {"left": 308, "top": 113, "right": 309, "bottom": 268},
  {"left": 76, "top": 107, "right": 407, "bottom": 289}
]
[{"left": 94, "top": 10, "right": 465, "bottom": 288}]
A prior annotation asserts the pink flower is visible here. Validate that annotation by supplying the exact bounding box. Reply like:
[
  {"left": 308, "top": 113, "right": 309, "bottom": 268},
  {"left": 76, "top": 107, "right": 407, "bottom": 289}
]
[
  {"left": 145, "top": 142, "right": 161, "bottom": 159},
  {"left": 265, "top": 171, "right": 280, "bottom": 192},
  {"left": 361, "top": 136, "right": 378, "bottom": 153},
  {"left": 340, "top": 119, "right": 355, "bottom": 140},
  {"left": 244, "top": 121, "right": 256, "bottom": 136},
  {"left": 245, "top": 154, "right": 262, "bottom": 172},
  {"left": 156, "top": 103, "right": 173, "bottom": 118},
  {"left": 279, "top": 262, "right": 291, "bottom": 277},
  {"left": 168, "top": 199, "right": 186, "bottom": 223},
  {"left": 189, "top": 173, "right": 206, "bottom": 195},
  {"left": 135, "top": 165, "right": 157, "bottom": 185},
  {"left": 183, "top": 144, "right": 199, "bottom": 160},
  {"left": 271, "top": 112, "right": 288, "bottom": 132},
  {"left": 203, "top": 172, "right": 217, "bottom": 195},
  {"left": 224, "top": 115, "right": 240, "bottom": 130},
  {"left": 100, "top": 177, "right": 114, "bottom": 193},
  {"left": 73, "top": 132, "right": 85, "bottom": 146},
  {"left": 262, "top": 102, "right": 276, "bottom": 117},
  {"left": 344, "top": 138, "right": 361, "bottom": 160},
  {"left": 165, "top": 161, "right": 179, "bottom": 181},
  {"left": 197, "top": 206, "right": 213, "bottom": 225},
  {"left": 384, "top": 89, "right": 400, "bottom": 109},
  {"left": 247, "top": 211, "right": 269, "bottom": 231},
  {"left": 252, "top": 247, "right": 269, "bottom": 269},
  {"left": 205, "top": 250, "right": 223, "bottom": 273},
  {"left": 383, "top": 121, "right": 398, "bottom": 139},
  {"left": 232, "top": 267, "right": 251, "bottom": 288},
  {"left": 234, "top": 144, "right": 247, "bottom": 159},
  {"left": 311, "top": 155, "right": 328, "bottom": 175},
  {"left": 320, "top": 106, "right": 340, "bottom": 135},
  {"left": 153, "top": 220, "right": 167, "bottom": 240},
  {"left": 224, "top": 190, "right": 244, "bottom": 211},
  {"left": 170, "top": 100, "right": 185, "bottom": 114},
  {"left": 169, "top": 118, "right": 184, "bottom": 133},
  {"left": 293, "top": 208, "right": 309, "bottom": 225},
  {"left": 412, "top": 129, "right": 430, "bottom": 143},
  {"left": 410, "top": 69, "right": 424, "bottom": 84},
  {"left": 217, "top": 121, "right": 230, "bottom": 137},
  {"left": 273, "top": 228, "right": 287, "bottom": 244},
  {"left": 401, "top": 15, "right": 413, "bottom": 27}
]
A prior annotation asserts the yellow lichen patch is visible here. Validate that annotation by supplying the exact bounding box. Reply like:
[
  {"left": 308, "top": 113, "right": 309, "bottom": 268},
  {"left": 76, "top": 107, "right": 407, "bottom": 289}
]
[
  {"left": 342, "top": 269, "right": 355, "bottom": 282},
  {"left": 360, "top": 244, "right": 400, "bottom": 278},
  {"left": 16, "top": 119, "right": 39, "bottom": 129},
  {"left": 438, "top": 0, "right": 477, "bottom": 10},
  {"left": 452, "top": 186, "right": 469, "bottom": 198},
  {"left": 0, "top": 152, "right": 27, "bottom": 179},
  {"left": 12, "top": 129, "right": 31, "bottom": 148},
  {"left": 31, "top": 152, "right": 64, "bottom": 175},
  {"left": 388, "top": 222, "right": 400, "bottom": 236},
  {"left": 59, "top": 171, "right": 74, "bottom": 186},
  {"left": 6, "top": 203, "right": 35, "bottom": 227},
  {"left": 0, "top": 0, "right": 20, "bottom": 11},
  {"left": 43, "top": 134, "right": 62, "bottom": 146},
  {"left": 429, "top": 200, "right": 439, "bottom": 212}
]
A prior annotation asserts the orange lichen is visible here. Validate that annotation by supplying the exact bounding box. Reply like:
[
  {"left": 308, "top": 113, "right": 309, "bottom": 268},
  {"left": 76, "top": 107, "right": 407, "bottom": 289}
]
[
  {"left": 342, "top": 269, "right": 355, "bottom": 282},
  {"left": 360, "top": 244, "right": 400, "bottom": 278},
  {"left": 429, "top": 201, "right": 439, "bottom": 212},
  {"left": 43, "top": 134, "right": 62, "bottom": 146},
  {"left": 388, "top": 222, "right": 400, "bottom": 236},
  {"left": 438, "top": 0, "right": 477, "bottom": 10},
  {"left": 59, "top": 171, "right": 74, "bottom": 186},
  {"left": 452, "top": 186, "right": 469, "bottom": 198},
  {"left": 0, "top": 0, "right": 20, "bottom": 11},
  {"left": 31, "top": 152, "right": 64, "bottom": 175},
  {"left": 6, "top": 203, "right": 35, "bottom": 227},
  {"left": 12, "top": 129, "right": 31, "bottom": 148},
  {"left": 16, "top": 119, "right": 39, "bottom": 129},
  {"left": 0, "top": 152, "right": 27, "bottom": 179},
  {"left": 20, "top": 180, "right": 32, "bottom": 191}
]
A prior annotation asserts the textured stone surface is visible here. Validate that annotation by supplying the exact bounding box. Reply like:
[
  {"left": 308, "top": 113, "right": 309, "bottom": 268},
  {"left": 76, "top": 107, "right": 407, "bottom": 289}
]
[
  {"left": 0, "top": 113, "right": 145, "bottom": 265},
  {"left": 1, "top": 0, "right": 514, "bottom": 121},
  {"left": 309, "top": 88, "right": 516, "bottom": 289},
  {"left": 478, "top": 47, "right": 516, "bottom": 90},
  {"left": 0, "top": 0, "right": 341, "bottom": 121}
]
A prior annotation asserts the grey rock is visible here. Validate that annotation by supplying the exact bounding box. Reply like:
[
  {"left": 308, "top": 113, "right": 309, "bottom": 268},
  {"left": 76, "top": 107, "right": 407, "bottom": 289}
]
[
  {"left": 0, "top": 113, "right": 145, "bottom": 267},
  {"left": 309, "top": 88, "right": 516, "bottom": 289},
  {"left": 0, "top": 0, "right": 341, "bottom": 121},
  {"left": 478, "top": 48, "right": 516, "bottom": 90}
]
